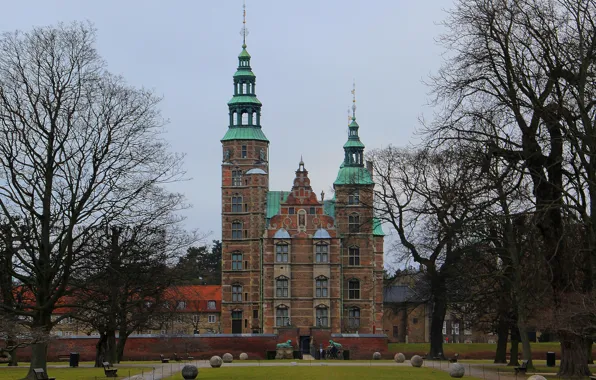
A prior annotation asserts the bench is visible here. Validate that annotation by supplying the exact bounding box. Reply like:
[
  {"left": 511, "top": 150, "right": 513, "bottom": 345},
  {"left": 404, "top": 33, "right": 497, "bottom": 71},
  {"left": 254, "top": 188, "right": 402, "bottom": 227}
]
[
  {"left": 186, "top": 352, "right": 194, "bottom": 360},
  {"left": 102, "top": 362, "right": 118, "bottom": 378},
  {"left": 160, "top": 354, "right": 170, "bottom": 363},
  {"left": 58, "top": 355, "right": 70, "bottom": 361},
  {"left": 514, "top": 360, "right": 528, "bottom": 374},
  {"left": 449, "top": 353, "right": 459, "bottom": 363},
  {"left": 33, "top": 368, "right": 56, "bottom": 380},
  {"left": 173, "top": 353, "right": 182, "bottom": 362}
]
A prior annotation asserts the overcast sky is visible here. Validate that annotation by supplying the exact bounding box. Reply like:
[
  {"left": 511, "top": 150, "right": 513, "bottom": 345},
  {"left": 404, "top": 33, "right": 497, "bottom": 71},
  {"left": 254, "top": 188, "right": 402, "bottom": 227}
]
[{"left": 4, "top": 0, "right": 455, "bottom": 267}]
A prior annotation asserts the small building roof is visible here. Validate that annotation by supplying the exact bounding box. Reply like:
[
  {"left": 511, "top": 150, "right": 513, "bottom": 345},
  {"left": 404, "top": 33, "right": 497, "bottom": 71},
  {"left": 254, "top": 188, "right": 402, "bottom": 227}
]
[
  {"left": 221, "top": 127, "right": 269, "bottom": 142},
  {"left": 313, "top": 228, "right": 331, "bottom": 239},
  {"left": 334, "top": 165, "right": 374, "bottom": 186},
  {"left": 373, "top": 218, "right": 385, "bottom": 236},
  {"left": 246, "top": 168, "right": 267, "bottom": 175},
  {"left": 273, "top": 228, "right": 291, "bottom": 239},
  {"left": 266, "top": 190, "right": 290, "bottom": 219},
  {"left": 383, "top": 285, "right": 419, "bottom": 303}
]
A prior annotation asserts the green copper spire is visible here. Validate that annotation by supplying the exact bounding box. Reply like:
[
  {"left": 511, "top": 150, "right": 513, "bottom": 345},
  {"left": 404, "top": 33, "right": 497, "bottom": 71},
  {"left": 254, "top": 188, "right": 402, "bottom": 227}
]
[
  {"left": 222, "top": 3, "right": 268, "bottom": 142},
  {"left": 334, "top": 82, "right": 373, "bottom": 186}
]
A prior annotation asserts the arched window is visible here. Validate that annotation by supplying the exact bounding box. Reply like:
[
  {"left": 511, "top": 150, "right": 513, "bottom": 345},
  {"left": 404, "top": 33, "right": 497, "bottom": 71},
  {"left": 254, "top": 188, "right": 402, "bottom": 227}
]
[
  {"left": 276, "top": 276, "right": 289, "bottom": 298},
  {"left": 252, "top": 112, "right": 257, "bottom": 125},
  {"left": 231, "top": 251, "right": 243, "bottom": 270},
  {"left": 232, "top": 284, "right": 243, "bottom": 302},
  {"left": 316, "top": 306, "right": 328, "bottom": 327},
  {"left": 348, "top": 246, "right": 360, "bottom": 266},
  {"left": 348, "top": 279, "right": 360, "bottom": 299},
  {"left": 315, "top": 276, "right": 328, "bottom": 297},
  {"left": 276, "top": 305, "right": 290, "bottom": 327},
  {"left": 315, "top": 243, "right": 328, "bottom": 263},
  {"left": 348, "top": 307, "right": 360, "bottom": 328},
  {"left": 232, "top": 221, "right": 242, "bottom": 240},
  {"left": 298, "top": 209, "right": 306, "bottom": 229},
  {"left": 242, "top": 112, "right": 249, "bottom": 125},
  {"left": 232, "top": 194, "right": 242, "bottom": 213},
  {"left": 349, "top": 213, "right": 360, "bottom": 233},
  {"left": 276, "top": 243, "right": 289, "bottom": 263}
]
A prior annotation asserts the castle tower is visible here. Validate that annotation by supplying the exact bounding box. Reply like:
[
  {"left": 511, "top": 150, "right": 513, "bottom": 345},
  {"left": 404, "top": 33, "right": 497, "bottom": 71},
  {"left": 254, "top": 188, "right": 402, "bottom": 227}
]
[
  {"left": 221, "top": 6, "right": 269, "bottom": 334},
  {"left": 333, "top": 85, "right": 384, "bottom": 333}
]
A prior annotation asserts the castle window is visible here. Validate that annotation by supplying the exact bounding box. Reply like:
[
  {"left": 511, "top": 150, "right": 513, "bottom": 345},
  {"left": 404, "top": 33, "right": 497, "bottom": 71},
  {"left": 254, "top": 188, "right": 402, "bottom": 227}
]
[
  {"left": 232, "top": 251, "right": 243, "bottom": 270},
  {"left": 348, "top": 307, "right": 360, "bottom": 328},
  {"left": 276, "top": 277, "right": 289, "bottom": 297},
  {"left": 348, "top": 279, "right": 360, "bottom": 299},
  {"left": 276, "top": 243, "right": 289, "bottom": 263},
  {"left": 315, "top": 244, "right": 328, "bottom": 263},
  {"left": 276, "top": 306, "right": 290, "bottom": 327},
  {"left": 232, "top": 195, "right": 242, "bottom": 212},
  {"left": 232, "top": 170, "right": 242, "bottom": 186},
  {"left": 348, "top": 191, "right": 360, "bottom": 205},
  {"left": 232, "top": 285, "right": 243, "bottom": 302},
  {"left": 289, "top": 207, "right": 295, "bottom": 215},
  {"left": 309, "top": 206, "right": 316, "bottom": 215},
  {"left": 242, "top": 112, "right": 249, "bottom": 125},
  {"left": 348, "top": 246, "right": 360, "bottom": 266},
  {"left": 208, "top": 315, "right": 216, "bottom": 323},
  {"left": 316, "top": 307, "right": 328, "bottom": 327},
  {"left": 241, "top": 145, "right": 247, "bottom": 158},
  {"left": 349, "top": 213, "right": 360, "bottom": 233},
  {"left": 316, "top": 277, "right": 328, "bottom": 297},
  {"left": 232, "top": 221, "right": 242, "bottom": 240}
]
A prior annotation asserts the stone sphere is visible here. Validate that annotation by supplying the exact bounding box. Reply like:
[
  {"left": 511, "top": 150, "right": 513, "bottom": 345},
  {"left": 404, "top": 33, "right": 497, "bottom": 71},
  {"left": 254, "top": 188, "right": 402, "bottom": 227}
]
[
  {"left": 528, "top": 376, "right": 547, "bottom": 380},
  {"left": 394, "top": 353, "right": 406, "bottom": 363},
  {"left": 373, "top": 352, "right": 382, "bottom": 360},
  {"left": 411, "top": 355, "right": 423, "bottom": 367},
  {"left": 222, "top": 353, "right": 233, "bottom": 363},
  {"left": 181, "top": 365, "right": 199, "bottom": 380},
  {"left": 449, "top": 363, "right": 465, "bottom": 378},
  {"left": 239, "top": 353, "right": 248, "bottom": 360},
  {"left": 209, "top": 355, "right": 222, "bottom": 368}
]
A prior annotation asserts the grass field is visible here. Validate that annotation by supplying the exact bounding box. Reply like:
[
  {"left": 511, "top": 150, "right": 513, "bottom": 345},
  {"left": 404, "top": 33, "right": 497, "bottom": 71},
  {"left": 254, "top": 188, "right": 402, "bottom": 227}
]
[
  {"left": 166, "top": 366, "right": 475, "bottom": 380},
  {"left": 0, "top": 366, "right": 155, "bottom": 380},
  {"left": 388, "top": 342, "right": 571, "bottom": 359}
]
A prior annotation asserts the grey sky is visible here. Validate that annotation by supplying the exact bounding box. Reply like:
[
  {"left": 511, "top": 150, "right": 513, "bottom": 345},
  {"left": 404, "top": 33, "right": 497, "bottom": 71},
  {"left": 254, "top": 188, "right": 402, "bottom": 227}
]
[{"left": 4, "top": 0, "right": 454, "bottom": 262}]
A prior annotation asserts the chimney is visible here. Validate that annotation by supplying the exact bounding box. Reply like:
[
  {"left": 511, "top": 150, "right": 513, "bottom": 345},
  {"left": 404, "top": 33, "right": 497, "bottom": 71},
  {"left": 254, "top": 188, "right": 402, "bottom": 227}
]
[{"left": 366, "top": 160, "right": 373, "bottom": 179}]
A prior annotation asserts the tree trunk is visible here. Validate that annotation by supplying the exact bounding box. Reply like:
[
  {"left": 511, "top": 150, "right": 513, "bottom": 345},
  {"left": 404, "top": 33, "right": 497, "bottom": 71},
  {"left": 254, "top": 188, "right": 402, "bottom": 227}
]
[
  {"left": 26, "top": 342, "right": 48, "bottom": 380},
  {"left": 508, "top": 327, "right": 520, "bottom": 367},
  {"left": 106, "top": 330, "right": 117, "bottom": 365},
  {"left": 429, "top": 278, "right": 447, "bottom": 359},
  {"left": 494, "top": 317, "right": 509, "bottom": 363},
  {"left": 7, "top": 345, "right": 17, "bottom": 366},
  {"left": 559, "top": 332, "right": 591, "bottom": 377},
  {"left": 95, "top": 332, "right": 108, "bottom": 367},
  {"left": 116, "top": 333, "right": 129, "bottom": 363},
  {"left": 586, "top": 340, "right": 593, "bottom": 365},
  {"left": 518, "top": 324, "right": 533, "bottom": 369}
]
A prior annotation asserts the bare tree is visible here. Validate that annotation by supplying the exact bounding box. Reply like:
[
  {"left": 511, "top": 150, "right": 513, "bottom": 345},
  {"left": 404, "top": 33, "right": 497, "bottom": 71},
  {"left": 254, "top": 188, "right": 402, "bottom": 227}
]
[
  {"left": 370, "top": 146, "right": 488, "bottom": 359},
  {"left": 0, "top": 22, "right": 185, "bottom": 379},
  {"left": 426, "top": 0, "right": 596, "bottom": 376}
]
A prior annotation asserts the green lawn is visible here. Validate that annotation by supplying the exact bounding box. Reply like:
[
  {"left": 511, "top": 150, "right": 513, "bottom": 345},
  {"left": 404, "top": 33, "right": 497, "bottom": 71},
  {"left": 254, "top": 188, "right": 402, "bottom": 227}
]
[
  {"left": 166, "top": 366, "right": 479, "bottom": 380},
  {"left": 0, "top": 366, "right": 154, "bottom": 380},
  {"left": 388, "top": 342, "right": 567, "bottom": 359}
]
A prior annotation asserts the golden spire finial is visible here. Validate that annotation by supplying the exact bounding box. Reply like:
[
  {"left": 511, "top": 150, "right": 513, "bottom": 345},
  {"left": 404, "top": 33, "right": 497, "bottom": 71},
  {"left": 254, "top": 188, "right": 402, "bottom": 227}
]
[
  {"left": 241, "top": 1, "right": 249, "bottom": 47},
  {"left": 351, "top": 79, "right": 356, "bottom": 120}
]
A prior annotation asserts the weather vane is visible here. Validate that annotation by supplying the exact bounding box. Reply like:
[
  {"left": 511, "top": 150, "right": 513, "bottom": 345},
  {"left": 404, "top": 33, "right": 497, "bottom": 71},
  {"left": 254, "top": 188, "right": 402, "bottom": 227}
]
[
  {"left": 351, "top": 80, "right": 356, "bottom": 119},
  {"left": 240, "top": 1, "right": 249, "bottom": 47}
]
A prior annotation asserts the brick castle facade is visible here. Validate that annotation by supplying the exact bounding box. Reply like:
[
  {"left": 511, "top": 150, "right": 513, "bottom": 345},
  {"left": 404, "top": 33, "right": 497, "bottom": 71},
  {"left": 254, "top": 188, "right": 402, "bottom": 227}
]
[{"left": 220, "top": 37, "right": 384, "bottom": 340}]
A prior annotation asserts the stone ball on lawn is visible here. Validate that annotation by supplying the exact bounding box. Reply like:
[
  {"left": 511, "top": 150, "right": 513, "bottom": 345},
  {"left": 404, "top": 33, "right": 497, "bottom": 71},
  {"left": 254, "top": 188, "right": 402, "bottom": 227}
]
[
  {"left": 222, "top": 353, "right": 233, "bottom": 363},
  {"left": 181, "top": 364, "right": 199, "bottom": 380},
  {"left": 239, "top": 353, "right": 248, "bottom": 360},
  {"left": 373, "top": 352, "right": 382, "bottom": 360},
  {"left": 411, "top": 355, "right": 424, "bottom": 367},
  {"left": 394, "top": 353, "right": 406, "bottom": 363},
  {"left": 527, "top": 376, "right": 547, "bottom": 380},
  {"left": 209, "top": 355, "right": 222, "bottom": 368},
  {"left": 449, "top": 363, "right": 465, "bottom": 378}
]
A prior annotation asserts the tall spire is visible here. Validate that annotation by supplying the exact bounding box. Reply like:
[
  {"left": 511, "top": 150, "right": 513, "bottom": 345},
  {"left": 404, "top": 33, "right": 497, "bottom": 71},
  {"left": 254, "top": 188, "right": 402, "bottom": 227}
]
[
  {"left": 221, "top": 2, "right": 268, "bottom": 143},
  {"left": 351, "top": 79, "right": 357, "bottom": 120}
]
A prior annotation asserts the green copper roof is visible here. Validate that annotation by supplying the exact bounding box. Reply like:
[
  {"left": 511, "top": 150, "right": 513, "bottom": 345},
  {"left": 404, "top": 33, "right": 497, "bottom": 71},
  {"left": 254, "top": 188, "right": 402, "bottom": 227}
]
[
  {"left": 234, "top": 69, "right": 255, "bottom": 78},
  {"left": 349, "top": 119, "right": 359, "bottom": 128},
  {"left": 343, "top": 140, "right": 365, "bottom": 148},
  {"left": 373, "top": 218, "right": 385, "bottom": 236},
  {"left": 227, "top": 95, "right": 262, "bottom": 106},
  {"left": 221, "top": 127, "right": 269, "bottom": 142},
  {"left": 334, "top": 166, "right": 374, "bottom": 186},
  {"left": 323, "top": 197, "right": 336, "bottom": 218},
  {"left": 266, "top": 191, "right": 290, "bottom": 219},
  {"left": 239, "top": 47, "right": 251, "bottom": 58}
]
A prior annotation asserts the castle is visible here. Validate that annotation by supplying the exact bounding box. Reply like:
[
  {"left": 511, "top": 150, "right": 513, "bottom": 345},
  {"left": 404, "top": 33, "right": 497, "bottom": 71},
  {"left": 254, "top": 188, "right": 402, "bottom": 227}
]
[{"left": 219, "top": 28, "right": 384, "bottom": 342}]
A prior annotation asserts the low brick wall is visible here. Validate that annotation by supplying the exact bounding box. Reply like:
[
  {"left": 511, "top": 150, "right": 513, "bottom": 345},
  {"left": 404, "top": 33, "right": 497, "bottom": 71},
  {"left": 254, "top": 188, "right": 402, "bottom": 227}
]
[{"left": 14, "top": 333, "right": 388, "bottom": 361}]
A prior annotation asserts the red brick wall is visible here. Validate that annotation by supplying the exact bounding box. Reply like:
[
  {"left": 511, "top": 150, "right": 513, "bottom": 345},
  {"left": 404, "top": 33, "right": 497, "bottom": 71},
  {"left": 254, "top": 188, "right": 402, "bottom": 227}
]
[{"left": 14, "top": 334, "right": 387, "bottom": 361}]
